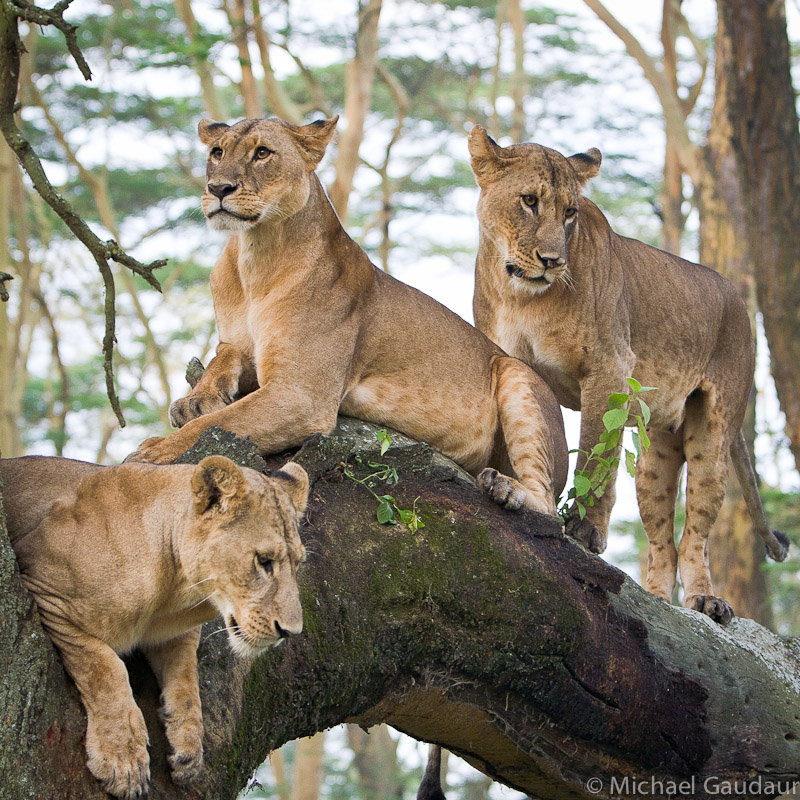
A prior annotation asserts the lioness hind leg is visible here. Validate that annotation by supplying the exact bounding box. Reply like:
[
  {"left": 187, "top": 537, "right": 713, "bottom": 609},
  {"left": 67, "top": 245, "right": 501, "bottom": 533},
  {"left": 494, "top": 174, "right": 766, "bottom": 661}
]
[
  {"left": 169, "top": 343, "right": 258, "bottom": 428},
  {"left": 491, "top": 357, "right": 562, "bottom": 516},
  {"left": 679, "top": 390, "right": 735, "bottom": 624},
  {"left": 55, "top": 631, "right": 150, "bottom": 799},
  {"left": 635, "top": 426, "right": 685, "bottom": 602},
  {"left": 144, "top": 629, "right": 204, "bottom": 786}
]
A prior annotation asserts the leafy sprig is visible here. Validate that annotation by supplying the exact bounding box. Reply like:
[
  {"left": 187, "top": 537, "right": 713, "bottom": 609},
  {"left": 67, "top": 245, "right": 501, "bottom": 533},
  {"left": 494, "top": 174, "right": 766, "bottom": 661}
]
[
  {"left": 559, "top": 378, "right": 655, "bottom": 522},
  {"left": 342, "top": 430, "right": 425, "bottom": 532}
]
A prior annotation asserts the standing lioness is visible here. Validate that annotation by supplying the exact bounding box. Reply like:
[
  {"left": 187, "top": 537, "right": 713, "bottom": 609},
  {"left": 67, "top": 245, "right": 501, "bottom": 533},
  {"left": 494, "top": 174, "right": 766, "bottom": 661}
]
[
  {"left": 127, "top": 116, "right": 568, "bottom": 518},
  {"left": 2, "top": 455, "right": 308, "bottom": 799},
  {"left": 468, "top": 126, "right": 789, "bottom": 622}
]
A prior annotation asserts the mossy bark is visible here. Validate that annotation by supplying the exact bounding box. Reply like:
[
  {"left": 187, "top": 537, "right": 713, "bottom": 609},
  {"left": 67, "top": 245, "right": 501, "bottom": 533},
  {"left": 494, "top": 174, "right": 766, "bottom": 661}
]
[{"left": 1, "top": 420, "right": 799, "bottom": 800}]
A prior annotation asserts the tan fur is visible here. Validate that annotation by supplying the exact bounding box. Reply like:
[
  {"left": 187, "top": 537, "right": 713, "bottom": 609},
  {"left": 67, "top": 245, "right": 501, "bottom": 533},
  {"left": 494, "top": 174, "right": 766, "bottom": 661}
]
[
  {"left": 1, "top": 455, "right": 308, "bottom": 798},
  {"left": 127, "top": 117, "right": 568, "bottom": 518},
  {"left": 468, "top": 126, "right": 788, "bottom": 623}
]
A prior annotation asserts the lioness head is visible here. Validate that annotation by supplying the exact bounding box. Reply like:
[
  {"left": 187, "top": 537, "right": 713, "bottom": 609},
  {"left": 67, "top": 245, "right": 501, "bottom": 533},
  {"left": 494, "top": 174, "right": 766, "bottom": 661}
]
[
  {"left": 198, "top": 116, "right": 339, "bottom": 231},
  {"left": 468, "top": 125, "right": 601, "bottom": 295},
  {"left": 188, "top": 456, "right": 309, "bottom": 657}
]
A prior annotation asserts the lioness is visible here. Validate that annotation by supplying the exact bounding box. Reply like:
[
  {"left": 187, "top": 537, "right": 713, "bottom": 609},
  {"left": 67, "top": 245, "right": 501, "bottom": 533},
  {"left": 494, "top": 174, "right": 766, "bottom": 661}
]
[
  {"left": 1, "top": 454, "right": 308, "bottom": 799},
  {"left": 468, "top": 126, "right": 789, "bottom": 623},
  {"left": 126, "top": 116, "right": 568, "bottom": 519}
]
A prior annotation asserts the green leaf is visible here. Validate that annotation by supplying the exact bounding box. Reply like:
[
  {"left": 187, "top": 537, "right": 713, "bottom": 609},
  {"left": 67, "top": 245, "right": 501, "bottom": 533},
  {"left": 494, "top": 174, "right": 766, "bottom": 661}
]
[
  {"left": 398, "top": 508, "right": 414, "bottom": 524},
  {"left": 602, "top": 407, "right": 628, "bottom": 431},
  {"left": 376, "top": 429, "right": 392, "bottom": 456},
  {"left": 625, "top": 449, "right": 636, "bottom": 477},
  {"left": 573, "top": 474, "right": 592, "bottom": 497},
  {"left": 626, "top": 377, "right": 642, "bottom": 393},
  {"left": 632, "top": 430, "right": 641, "bottom": 457},
  {"left": 576, "top": 501, "right": 586, "bottom": 519},
  {"left": 638, "top": 398, "right": 651, "bottom": 426},
  {"left": 607, "top": 392, "right": 629, "bottom": 410},
  {"left": 637, "top": 420, "right": 651, "bottom": 452},
  {"left": 376, "top": 501, "right": 395, "bottom": 524}
]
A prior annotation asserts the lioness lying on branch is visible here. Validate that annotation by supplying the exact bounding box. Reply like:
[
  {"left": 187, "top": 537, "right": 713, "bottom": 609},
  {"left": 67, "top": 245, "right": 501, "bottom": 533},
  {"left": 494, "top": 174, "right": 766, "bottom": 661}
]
[
  {"left": 126, "top": 116, "right": 568, "bottom": 520},
  {"left": 1, "top": 455, "right": 309, "bottom": 799}
]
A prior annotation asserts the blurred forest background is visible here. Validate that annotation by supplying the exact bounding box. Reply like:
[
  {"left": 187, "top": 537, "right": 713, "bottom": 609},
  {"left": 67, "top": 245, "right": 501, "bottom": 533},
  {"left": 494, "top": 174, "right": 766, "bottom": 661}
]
[{"left": 3, "top": 0, "right": 800, "bottom": 797}]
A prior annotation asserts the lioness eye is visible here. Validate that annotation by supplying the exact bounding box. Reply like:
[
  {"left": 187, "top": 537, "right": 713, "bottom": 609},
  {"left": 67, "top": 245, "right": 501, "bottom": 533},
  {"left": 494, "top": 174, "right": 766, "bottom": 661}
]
[
  {"left": 256, "top": 554, "right": 274, "bottom": 575},
  {"left": 565, "top": 207, "right": 578, "bottom": 219},
  {"left": 522, "top": 194, "right": 538, "bottom": 210},
  {"left": 255, "top": 146, "right": 272, "bottom": 160},
  {"left": 210, "top": 147, "right": 223, "bottom": 159}
]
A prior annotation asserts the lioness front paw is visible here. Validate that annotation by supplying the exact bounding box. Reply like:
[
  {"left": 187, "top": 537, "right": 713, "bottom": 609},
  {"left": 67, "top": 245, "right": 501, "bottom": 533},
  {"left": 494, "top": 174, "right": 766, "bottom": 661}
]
[
  {"left": 86, "top": 713, "right": 150, "bottom": 799},
  {"left": 124, "top": 436, "right": 184, "bottom": 465},
  {"left": 163, "top": 712, "right": 204, "bottom": 785},
  {"left": 565, "top": 513, "right": 607, "bottom": 554},
  {"left": 685, "top": 594, "right": 735, "bottom": 625},
  {"left": 168, "top": 746, "right": 203, "bottom": 786},
  {"left": 477, "top": 468, "right": 527, "bottom": 511},
  {"left": 169, "top": 393, "right": 229, "bottom": 429}
]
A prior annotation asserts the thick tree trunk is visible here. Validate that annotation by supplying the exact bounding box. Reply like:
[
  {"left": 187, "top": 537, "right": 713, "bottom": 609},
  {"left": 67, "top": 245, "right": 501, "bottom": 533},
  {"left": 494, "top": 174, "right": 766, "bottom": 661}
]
[
  {"left": 700, "top": 6, "right": 771, "bottom": 627},
  {"left": 1, "top": 420, "right": 799, "bottom": 800},
  {"left": 717, "top": 0, "right": 800, "bottom": 475}
]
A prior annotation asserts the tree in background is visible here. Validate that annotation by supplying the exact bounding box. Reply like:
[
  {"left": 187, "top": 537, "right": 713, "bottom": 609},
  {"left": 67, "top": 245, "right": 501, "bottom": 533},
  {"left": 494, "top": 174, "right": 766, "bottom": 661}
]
[{"left": 3, "top": 0, "right": 800, "bottom": 796}]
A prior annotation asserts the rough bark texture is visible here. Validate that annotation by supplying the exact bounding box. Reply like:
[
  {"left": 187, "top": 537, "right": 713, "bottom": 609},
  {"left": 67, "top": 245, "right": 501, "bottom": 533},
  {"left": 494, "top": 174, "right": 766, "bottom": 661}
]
[
  {"left": 1, "top": 420, "right": 799, "bottom": 800},
  {"left": 718, "top": 0, "right": 800, "bottom": 475}
]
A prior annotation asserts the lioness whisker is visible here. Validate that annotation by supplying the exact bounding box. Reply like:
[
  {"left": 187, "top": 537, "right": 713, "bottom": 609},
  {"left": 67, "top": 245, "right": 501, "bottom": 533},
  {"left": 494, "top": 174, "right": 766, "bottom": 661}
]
[{"left": 187, "top": 590, "right": 217, "bottom": 611}]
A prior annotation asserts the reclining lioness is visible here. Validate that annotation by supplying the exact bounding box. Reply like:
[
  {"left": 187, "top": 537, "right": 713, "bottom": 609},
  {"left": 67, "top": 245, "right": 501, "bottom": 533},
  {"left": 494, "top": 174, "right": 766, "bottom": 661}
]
[
  {"left": 127, "top": 116, "right": 568, "bottom": 518},
  {"left": 468, "top": 126, "right": 789, "bottom": 622},
  {"left": 1, "top": 454, "right": 308, "bottom": 799}
]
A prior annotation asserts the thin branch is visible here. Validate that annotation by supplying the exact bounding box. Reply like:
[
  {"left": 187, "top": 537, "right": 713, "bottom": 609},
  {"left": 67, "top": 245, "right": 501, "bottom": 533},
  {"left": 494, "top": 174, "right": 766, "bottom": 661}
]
[
  {"left": 32, "top": 288, "right": 69, "bottom": 456},
  {"left": 272, "top": 41, "right": 334, "bottom": 117},
  {"left": 0, "top": 272, "right": 12, "bottom": 302},
  {"left": 10, "top": 0, "right": 91, "bottom": 80},
  {"left": 0, "top": 1, "right": 167, "bottom": 426},
  {"left": 582, "top": 0, "right": 700, "bottom": 184}
]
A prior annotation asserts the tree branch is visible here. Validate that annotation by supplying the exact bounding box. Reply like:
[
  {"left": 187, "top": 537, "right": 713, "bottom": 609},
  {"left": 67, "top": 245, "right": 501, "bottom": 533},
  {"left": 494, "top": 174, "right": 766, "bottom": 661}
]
[
  {"left": 582, "top": 0, "right": 701, "bottom": 185},
  {"left": 0, "top": 0, "right": 167, "bottom": 425},
  {"left": 10, "top": 0, "right": 90, "bottom": 80},
  {"left": 2, "top": 420, "right": 798, "bottom": 799},
  {"left": 0, "top": 271, "right": 11, "bottom": 302}
]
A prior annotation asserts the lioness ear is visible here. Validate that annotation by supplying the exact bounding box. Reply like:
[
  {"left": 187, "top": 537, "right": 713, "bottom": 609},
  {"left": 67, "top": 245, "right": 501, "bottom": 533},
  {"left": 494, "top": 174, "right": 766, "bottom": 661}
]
[
  {"left": 568, "top": 148, "right": 602, "bottom": 187},
  {"left": 198, "top": 119, "right": 230, "bottom": 146},
  {"left": 271, "top": 462, "right": 310, "bottom": 515},
  {"left": 192, "top": 456, "right": 247, "bottom": 516},
  {"left": 468, "top": 125, "right": 506, "bottom": 184},
  {"left": 286, "top": 116, "right": 339, "bottom": 169}
]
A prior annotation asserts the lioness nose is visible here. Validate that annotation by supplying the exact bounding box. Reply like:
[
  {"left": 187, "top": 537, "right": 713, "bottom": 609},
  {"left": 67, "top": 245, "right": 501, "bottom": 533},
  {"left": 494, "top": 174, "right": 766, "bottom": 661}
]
[
  {"left": 274, "top": 621, "right": 301, "bottom": 639},
  {"left": 208, "top": 181, "right": 238, "bottom": 199},
  {"left": 536, "top": 251, "right": 564, "bottom": 270}
]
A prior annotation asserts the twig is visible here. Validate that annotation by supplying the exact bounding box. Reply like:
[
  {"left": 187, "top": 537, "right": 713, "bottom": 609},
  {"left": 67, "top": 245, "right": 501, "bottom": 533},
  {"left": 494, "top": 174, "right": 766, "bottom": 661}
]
[
  {"left": 0, "top": 271, "right": 12, "bottom": 302},
  {"left": 0, "top": 1, "right": 168, "bottom": 425},
  {"left": 10, "top": 0, "right": 91, "bottom": 80}
]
